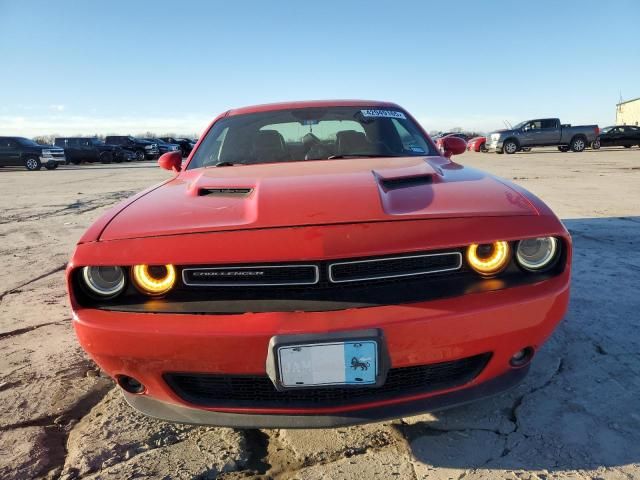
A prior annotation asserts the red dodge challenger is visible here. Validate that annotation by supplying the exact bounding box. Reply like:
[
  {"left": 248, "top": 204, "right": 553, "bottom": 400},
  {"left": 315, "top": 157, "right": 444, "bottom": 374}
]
[{"left": 67, "top": 100, "right": 571, "bottom": 428}]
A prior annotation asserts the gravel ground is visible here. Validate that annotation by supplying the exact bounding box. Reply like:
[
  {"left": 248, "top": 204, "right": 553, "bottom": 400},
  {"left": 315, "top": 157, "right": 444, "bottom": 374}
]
[{"left": 0, "top": 147, "right": 639, "bottom": 479}]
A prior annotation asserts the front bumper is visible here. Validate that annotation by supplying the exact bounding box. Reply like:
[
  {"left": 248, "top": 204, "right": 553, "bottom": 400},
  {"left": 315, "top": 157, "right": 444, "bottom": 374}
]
[
  {"left": 72, "top": 268, "right": 570, "bottom": 426},
  {"left": 485, "top": 139, "right": 503, "bottom": 152},
  {"left": 123, "top": 365, "right": 529, "bottom": 428},
  {"left": 40, "top": 155, "right": 66, "bottom": 164}
]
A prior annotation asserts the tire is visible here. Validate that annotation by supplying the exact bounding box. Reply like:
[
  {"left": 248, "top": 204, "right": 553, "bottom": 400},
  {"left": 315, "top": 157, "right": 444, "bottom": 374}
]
[
  {"left": 100, "top": 152, "right": 113, "bottom": 164},
  {"left": 496, "top": 149, "right": 504, "bottom": 154},
  {"left": 503, "top": 140, "right": 518, "bottom": 154},
  {"left": 480, "top": 142, "right": 487, "bottom": 152},
  {"left": 624, "top": 145, "right": 632, "bottom": 149},
  {"left": 44, "top": 161, "right": 58, "bottom": 170},
  {"left": 135, "top": 150, "right": 145, "bottom": 161},
  {"left": 25, "top": 156, "right": 42, "bottom": 171},
  {"left": 521, "top": 147, "right": 531, "bottom": 152},
  {"left": 570, "top": 136, "right": 586, "bottom": 152},
  {"left": 591, "top": 139, "right": 601, "bottom": 150}
]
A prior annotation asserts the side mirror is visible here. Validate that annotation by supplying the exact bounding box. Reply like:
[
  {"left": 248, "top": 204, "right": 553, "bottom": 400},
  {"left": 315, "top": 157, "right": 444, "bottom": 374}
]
[
  {"left": 158, "top": 151, "right": 182, "bottom": 172},
  {"left": 436, "top": 135, "right": 467, "bottom": 158}
]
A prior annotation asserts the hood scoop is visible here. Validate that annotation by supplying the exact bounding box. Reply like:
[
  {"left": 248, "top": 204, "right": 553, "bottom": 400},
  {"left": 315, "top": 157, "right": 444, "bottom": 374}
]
[
  {"left": 198, "top": 187, "right": 253, "bottom": 197},
  {"left": 379, "top": 174, "right": 433, "bottom": 191}
]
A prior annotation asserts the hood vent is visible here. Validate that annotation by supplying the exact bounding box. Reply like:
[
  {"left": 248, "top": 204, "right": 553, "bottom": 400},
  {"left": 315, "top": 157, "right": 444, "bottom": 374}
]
[
  {"left": 380, "top": 175, "right": 432, "bottom": 190},
  {"left": 198, "top": 187, "right": 253, "bottom": 197}
]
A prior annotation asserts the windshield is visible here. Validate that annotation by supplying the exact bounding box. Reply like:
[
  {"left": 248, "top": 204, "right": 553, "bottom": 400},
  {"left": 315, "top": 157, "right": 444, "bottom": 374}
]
[
  {"left": 600, "top": 126, "right": 613, "bottom": 134},
  {"left": 16, "top": 137, "right": 43, "bottom": 147},
  {"left": 188, "top": 106, "right": 433, "bottom": 169},
  {"left": 512, "top": 121, "right": 528, "bottom": 130},
  {"left": 91, "top": 139, "right": 105, "bottom": 145}
]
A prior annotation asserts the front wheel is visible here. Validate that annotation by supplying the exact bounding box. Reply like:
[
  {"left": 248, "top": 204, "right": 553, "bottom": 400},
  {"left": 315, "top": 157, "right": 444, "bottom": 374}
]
[
  {"left": 44, "top": 161, "right": 58, "bottom": 170},
  {"left": 100, "top": 152, "right": 113, "bottom": 164},
  {"left": 503, "top": 140, "right": 518, "bottom": 154},
  {"left": 135, "top": 150, "right": 145, "bottom": 161},
  {"left": 591, "top": 139, "right": 601, "bottom": 150},
  {"left": 570, "top": 137, "right": 586, "bottom": 152},
  {"left": 25, "top": 157, "right": 42, "bottom": 171}
]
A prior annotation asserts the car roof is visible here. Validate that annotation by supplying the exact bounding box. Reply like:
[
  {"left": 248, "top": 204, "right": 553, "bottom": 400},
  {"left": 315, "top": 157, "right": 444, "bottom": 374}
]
[{"left": 226, "top": 99, "right": 402, "bottom": 117}]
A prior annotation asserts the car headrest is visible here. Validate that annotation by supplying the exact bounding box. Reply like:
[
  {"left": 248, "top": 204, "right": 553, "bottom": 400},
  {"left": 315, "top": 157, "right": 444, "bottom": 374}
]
[
  {"left": 254, "top": 130, "right": 286, "bottom": 152},
  {"left": 336, "top": 130, "right": 369, "bottom": 154}
]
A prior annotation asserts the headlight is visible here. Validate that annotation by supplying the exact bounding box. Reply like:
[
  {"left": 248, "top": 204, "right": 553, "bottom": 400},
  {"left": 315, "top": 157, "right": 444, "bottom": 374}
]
[
  {"left": 132, "top": 264, "right": 176, "bottom": 296},
  {"left": 466, "top": 241, "right": 510, "bottom": 276},
  {"left": 82, "top": 266, "right": 126, "bottom": 298},
  {"left": 516, "top": 237, "right": 559, "bottom": 271},
  {"left": 144, "top": 145, "right": 153, "bottom": 149}
]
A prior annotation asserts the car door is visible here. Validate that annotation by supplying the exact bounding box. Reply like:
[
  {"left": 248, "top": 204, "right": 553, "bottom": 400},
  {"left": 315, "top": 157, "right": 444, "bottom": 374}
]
[
  {"left": 539, "top": 119, "right": 561, "bottom": 145},
  {"left": 621, "top": 127, "right": 639, "bottom": 147},
  {"left": 80, "top": 139, "right": 97, "bottom": 162},
  {"left": 607, "top": 127, "right": 625, "bottom": 146},
  {"left": 521, "top": 120, "right": 544, "bottom": 146},
  {"left": 0, "top": 138, "right": 21, "bottom": 166},
  {"left": 628, "top": 126, "right": 640, "bottom": 146}
]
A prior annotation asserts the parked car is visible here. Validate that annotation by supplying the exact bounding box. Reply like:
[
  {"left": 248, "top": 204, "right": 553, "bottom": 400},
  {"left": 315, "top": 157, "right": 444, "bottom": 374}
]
[
  {"left": 466, "top": 136, "right": 487, "bottom": 152},
  {"left": 54, "top": 137, "right": 133, "bottom": 164},
  {"left": 145, "top": 138, "right": 181, "bottom": 155},
  {"left": 0, "top": 136, "right": 66, "bottom": 170},
  {"left": 592, "top": 125, "right": 640, "bottom": 149},
  {"left": 160, "top": 137, "right": 196, "bottom": 157},
  {"left": 67, "top": 100, "right": 570, "bottom": 428},
  {"left": 104, "top": 136, "right": 160, "bottom": 160},
  {"left": 432, "top": 132, "right": 470, "bottom": 143},
  {"left": 486, "top": 118, "right": 599, "bottom": 154}
]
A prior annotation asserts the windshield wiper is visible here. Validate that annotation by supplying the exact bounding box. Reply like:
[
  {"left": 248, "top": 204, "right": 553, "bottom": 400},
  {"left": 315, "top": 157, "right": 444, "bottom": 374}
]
[
  {"left": 214, "top": 161, "right": 238, "bottom": 167},
  {"left": 327, "top": 154, "right": 396, "bottom": 160}
]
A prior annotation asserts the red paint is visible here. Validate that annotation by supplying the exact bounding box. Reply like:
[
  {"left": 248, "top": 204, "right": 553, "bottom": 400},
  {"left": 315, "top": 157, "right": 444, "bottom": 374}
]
[
  {"left": 467, "top": 136, "right": 487, "bottom": 152},
  {"left": 436, "top": 135, "right": 467, "bottom": 158},
  {"left": 67, "top": 100, "right": 572, "bottom": 421},
  {"left": 158, "top": 151, "right": 182, "bottom": 172}
]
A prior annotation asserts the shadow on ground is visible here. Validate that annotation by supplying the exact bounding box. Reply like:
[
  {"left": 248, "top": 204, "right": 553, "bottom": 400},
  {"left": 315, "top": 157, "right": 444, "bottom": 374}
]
[{"left": 398, "top": 216, "right": 640, "bottom": 473}]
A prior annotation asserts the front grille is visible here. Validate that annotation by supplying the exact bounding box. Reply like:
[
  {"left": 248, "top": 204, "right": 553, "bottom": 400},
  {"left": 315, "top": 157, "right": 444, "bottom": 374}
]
[
  {"left": 164, "top": 353, "right": 491, "bottom": 408},
  {"left": 329, "top": 252, "right": 462, "bottom": 283},
  {"left": 182, "top": 265, "right": 319, "bottom": 286}
]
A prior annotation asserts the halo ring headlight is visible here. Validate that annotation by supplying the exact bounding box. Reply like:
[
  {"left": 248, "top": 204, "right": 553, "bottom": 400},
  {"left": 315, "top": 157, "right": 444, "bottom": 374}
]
[
  {"left": 466, "top": 241, "right": 510, "bottom": 276},
  {"left": 132, "top": 264, "right": 176, "bottom": 296},
  {"left": 82, "top": 266, "right": 126, "bottom": 298},
  {"left": 516, "top": 237, "right": 559, "bottom": 271}
]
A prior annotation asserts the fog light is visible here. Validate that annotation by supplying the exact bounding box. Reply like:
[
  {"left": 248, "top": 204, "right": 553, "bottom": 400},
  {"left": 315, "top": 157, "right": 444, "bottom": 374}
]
[
  {"left": 132, "top": 264, "right": 176, "bottom": 296},
  {"left": 466, "top": 241, "right": 510, "bottom": 276},
  {"left": 510, "top": 347, "right": 534, "bottom": 367},
  {"left": 117, "top": 375, "right": 145, "bottom": 394}
]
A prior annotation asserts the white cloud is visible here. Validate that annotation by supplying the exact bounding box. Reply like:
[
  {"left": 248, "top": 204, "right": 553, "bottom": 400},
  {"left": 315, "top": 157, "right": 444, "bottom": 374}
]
[
  {"left": 0, "top": 114, "right": 210, "bottom": 137},
  {"left": 48, "top": 104, "right": 66, "bottom": 112}
]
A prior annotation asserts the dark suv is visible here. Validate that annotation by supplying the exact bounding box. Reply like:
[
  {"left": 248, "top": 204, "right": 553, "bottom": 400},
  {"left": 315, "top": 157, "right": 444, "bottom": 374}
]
[
  {"left": 160, "top": 137, "right": 196, "bottom": 157},
  {"left": 0, "top": 136, "right": 66, "bottom": 171},
  {"left": 104, "top": 136, "right": 160, "bottom": 161},
  {"left": 54, "top": 137, "right": 134, "bottom": 164},
  {"left": 144, "top": 138, "right": 181, "bottom": 155}
]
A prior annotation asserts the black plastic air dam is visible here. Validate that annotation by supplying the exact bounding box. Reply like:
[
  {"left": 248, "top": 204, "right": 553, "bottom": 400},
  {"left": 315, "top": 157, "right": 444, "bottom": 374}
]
[{"left": 122, "top": 365, "right": 529, "bottom": 428}]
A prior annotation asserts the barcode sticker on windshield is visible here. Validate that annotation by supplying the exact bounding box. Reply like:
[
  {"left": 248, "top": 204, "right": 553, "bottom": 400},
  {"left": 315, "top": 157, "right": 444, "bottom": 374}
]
[{"left": 360, "top": 109, "right": 406, "bottom": 119}]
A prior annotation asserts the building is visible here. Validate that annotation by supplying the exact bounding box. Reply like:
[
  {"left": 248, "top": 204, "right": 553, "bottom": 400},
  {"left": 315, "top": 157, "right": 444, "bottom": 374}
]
[{"left": 616, "top": 97, "right": 640, "bottom": 126}]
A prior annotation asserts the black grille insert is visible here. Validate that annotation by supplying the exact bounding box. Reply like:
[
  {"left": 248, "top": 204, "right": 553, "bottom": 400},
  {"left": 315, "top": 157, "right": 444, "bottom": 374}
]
[
  {"left": 182, "top": 265, "right": 319, "bottom": 286},
  {"left": 329, "top": 252, "right": 462, "bottom": 283},
  {"left": 164, "top": 353, "right": 491, "bottom": 408}
]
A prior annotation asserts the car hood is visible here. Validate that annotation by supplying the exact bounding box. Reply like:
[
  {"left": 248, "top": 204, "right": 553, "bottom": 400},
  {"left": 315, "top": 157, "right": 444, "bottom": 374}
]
[{"left": 99, "top": 156, "right": 538, "bottom": 241}]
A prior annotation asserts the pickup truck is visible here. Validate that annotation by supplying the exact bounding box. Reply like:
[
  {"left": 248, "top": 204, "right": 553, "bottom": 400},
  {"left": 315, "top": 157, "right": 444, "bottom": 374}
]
[
  {"left": 486, "top": 118, "right": 599, "bottom": 154},
  {"left": 0, "top": 136, "right": 66, "bottom": 171},
  {"left": 54, "top": 137, "right": 134, "bottom": 164},
  {"left": 104, "top": 136, "right": 160, "bottom": 161}
]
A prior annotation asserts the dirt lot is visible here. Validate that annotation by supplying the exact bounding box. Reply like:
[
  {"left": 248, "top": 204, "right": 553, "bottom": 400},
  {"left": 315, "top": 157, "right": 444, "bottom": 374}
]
[{"left": 1, "top": 148, "right": 639, "bottom": 479}]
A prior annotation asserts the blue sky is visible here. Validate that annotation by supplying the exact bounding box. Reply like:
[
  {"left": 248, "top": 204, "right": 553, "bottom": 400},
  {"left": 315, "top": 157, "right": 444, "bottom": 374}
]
[{"left": 1, "top": 0, "right": 639, "bottom": 136}]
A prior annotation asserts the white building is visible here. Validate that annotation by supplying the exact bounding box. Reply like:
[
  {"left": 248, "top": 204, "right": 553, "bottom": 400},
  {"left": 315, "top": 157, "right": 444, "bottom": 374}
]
[{"left": 616, "top": 97, "right": 640, "bottom": 126}]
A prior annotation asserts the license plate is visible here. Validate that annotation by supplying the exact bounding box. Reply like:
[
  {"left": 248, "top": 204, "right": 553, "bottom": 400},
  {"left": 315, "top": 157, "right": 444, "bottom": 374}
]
[{"left": 277, "top": 341, "right": 378, "bottom": 388}]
